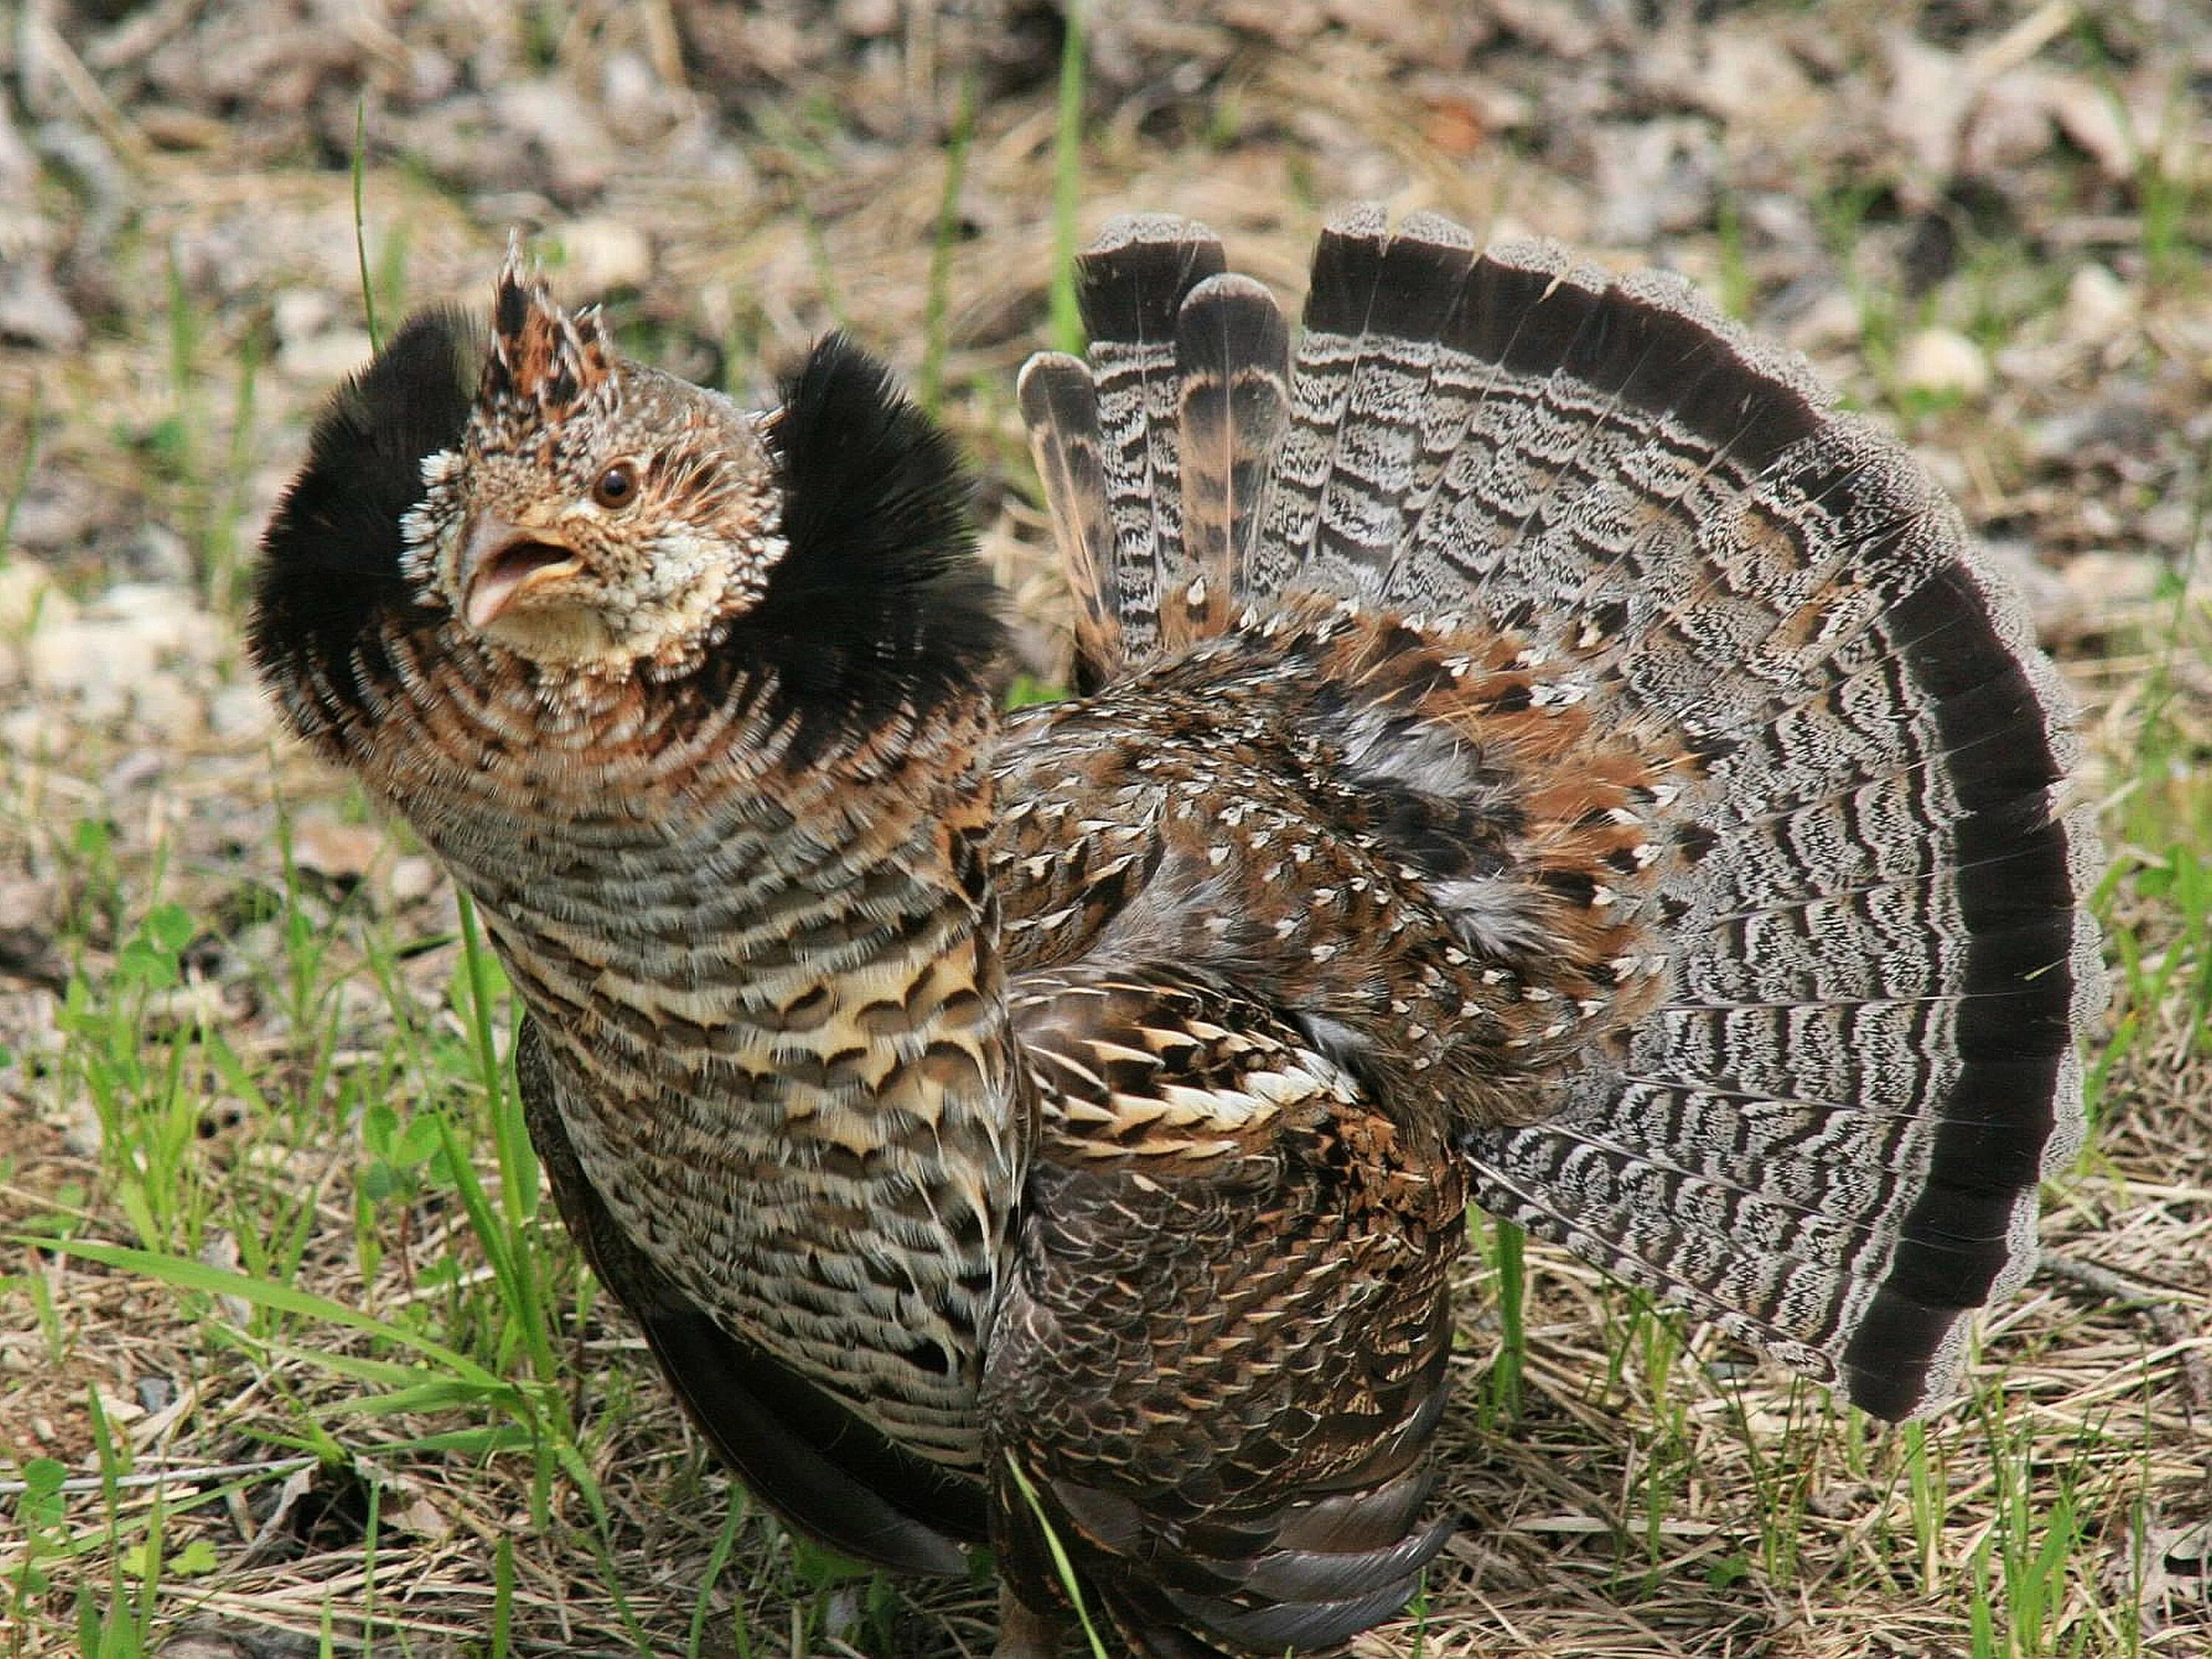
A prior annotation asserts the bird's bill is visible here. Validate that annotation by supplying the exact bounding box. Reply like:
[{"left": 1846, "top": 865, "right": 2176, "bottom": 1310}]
[{"left": 461, "top": 515, "right": 585, "bottom": 629}]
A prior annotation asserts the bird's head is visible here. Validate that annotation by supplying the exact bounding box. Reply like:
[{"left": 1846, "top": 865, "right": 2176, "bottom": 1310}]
[
  {"left": 251, "top": 248, "right": 1004, "bottom": 758},
  {"left": 412, "top": 251, "right": 781, "bottom": 671}
]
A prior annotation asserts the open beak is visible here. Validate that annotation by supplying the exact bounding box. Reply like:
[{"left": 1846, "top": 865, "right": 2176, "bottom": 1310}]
[{"left": 460, "top": 515, "right": 584, "bottom": 630}]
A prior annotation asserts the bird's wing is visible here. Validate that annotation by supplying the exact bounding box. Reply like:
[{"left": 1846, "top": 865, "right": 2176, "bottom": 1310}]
[
  {"left": 984, "top": 963, "right": 1464, "bottom": 1655},
  {"left": 514, "top": 1018, "right": 988, "bottom": 1571}
]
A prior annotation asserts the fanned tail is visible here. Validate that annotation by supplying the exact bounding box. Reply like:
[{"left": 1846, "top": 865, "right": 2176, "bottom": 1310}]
[{"left": 1018, "top": 204, "right": 2101, "bottom": 1419}]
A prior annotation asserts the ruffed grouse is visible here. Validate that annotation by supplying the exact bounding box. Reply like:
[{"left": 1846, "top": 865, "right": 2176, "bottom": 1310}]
[{"left": 249, "top": 206, "right": 2101, "bottom": 1656}]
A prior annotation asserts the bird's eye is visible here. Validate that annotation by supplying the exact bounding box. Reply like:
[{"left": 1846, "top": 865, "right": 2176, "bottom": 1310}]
[{"left": 592, "top": 464, "right": 639, "bottom": 509}]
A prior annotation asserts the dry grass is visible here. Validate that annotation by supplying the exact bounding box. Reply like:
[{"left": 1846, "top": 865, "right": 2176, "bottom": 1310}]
[{"left": 4, "top": 3, "right": 2210, "bottom": 1655}]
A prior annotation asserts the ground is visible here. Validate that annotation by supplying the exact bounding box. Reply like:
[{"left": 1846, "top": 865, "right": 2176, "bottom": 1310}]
[{"left": 1, "top": 1, "right": 2209, "bottom": 1655}]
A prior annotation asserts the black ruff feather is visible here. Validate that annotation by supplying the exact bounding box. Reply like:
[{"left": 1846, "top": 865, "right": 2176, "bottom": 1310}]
[
  {"left": 254, "top": 315, "right": 1001, "bottom": 763},
  {"left": 716, "top": 332, "right": 1007, "bottom": 760},
  {"left": 248, "top": 307, "right": 484, "bottom": 729}
]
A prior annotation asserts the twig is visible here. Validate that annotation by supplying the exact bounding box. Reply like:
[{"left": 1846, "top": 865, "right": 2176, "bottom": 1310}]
[
  {"left": 83, "top": 0, "right": 203, "bottom": 72},
  {"left": 2039, "top": 1251, "right": 2212, "bottom": 1413},
  {"left": 20, "top": 4, "right": 151, "bottom": 164},
  {"left": 0, "top": 1454, "right": 319, "bottom": 1498}
]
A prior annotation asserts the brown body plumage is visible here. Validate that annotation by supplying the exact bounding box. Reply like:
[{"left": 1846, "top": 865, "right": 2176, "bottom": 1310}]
[{"left": 251, "top": 207, "right": 2101, "bottom": 1655}]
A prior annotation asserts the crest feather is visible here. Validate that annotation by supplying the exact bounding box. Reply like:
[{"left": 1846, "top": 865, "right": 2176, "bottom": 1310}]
[{"left": 486, "top": 237, "right": 616, "bottom": 417}]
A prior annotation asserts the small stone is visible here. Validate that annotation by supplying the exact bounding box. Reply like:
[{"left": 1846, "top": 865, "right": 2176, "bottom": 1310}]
[
  {"left": 1913, "top": 443, "right": 1970, "bottom": 498},
  {"left": 406, "top": 43, "right": 459, "bottom": 104},
  {"left": 0, "top": 704, "right": 63, "bottom": 754},
  {"left": 2141, "top": 498, "right": 2197, "bottom": 558},
  {"left": 0, "top": 562, "right": 68, "bottom": 633},
  {"left": 94, "top": 1387, "right": 147, "bottom": 1425},
  {"left": 492, "top": 78, "right": 618, "bottom": 201},
  {"left": 99, "top": 579, "right": 187, "bottom": 622},
  {"left": 820, "top": 1585, "right": 865, "bottom": 1642},
  {"left": 2062, "top": 265, "right": 2134, "bottom": 352},
  {"left": 2163, "top": 1520, "right": 2212, "bottom": 1570},
  {"left": 155, "top": 1634, "right": 261, "bottom": 1659},
  {"left": 271, "top": 288, "right": 336, "bottom": 347},
  {"left": 63, "top": 1096, "right": 103, "bottom": 1158},
  {"left": 208, "top": 682, "right": 275, "bottom": 742},
  {"left": 1742, "top": 191, "right": 1815, "bottom": 254},
  {"left": 352, "top": 1459, "right": 454, "bottom": 1542},
  {"left": 90, "top": 585, "right": 224, "bottom": 667},
  {"left": 7, "top": 476, "right": 102, "bottom": 560},
  {"left": 27, "top": 620, "right": 153, "bottom": 717},
  {"left": 133, "top": 671, "right": 204, "bottom": 739},
  {"left": 1960, "top": 67, "right": 2059, "bottom": 178},
  {"left": 1805, "top": 1481, "right": 1877, "bottom": 1520},
  {"left": 142, "top": 981, "right": 229, "bottom": 1037},
  {"left": 116, "top": 524, "right": 197, "bottom": 585},
  {"left": 2026, "top": 389, "right": 2154, "bottom": 464},
  {"left": 198, "top": 1231, "right": 251, "bottom": 1324},
  {"left": 1486, "top": 0, "right": 1600, "bottom": 57},
  {"left": 228, "top": 922, "right": 282, "bottom": 976},
  {"left": 291, "top": 814, "right": 386, "bottom": 884},
  {"left": 2044, "top": 73, "right": 2149, "bottom": 182},
  {"left": 1590, "top": 118, "right": 1717, "bottom": 243},
  {"left": 1896, "top": 327, "right": 1990, "bottom": 399},
  {"left": 838, "top": 0, "right": 900, "bottom": 37},
  {"left": 2079, "top": 498, "right": 2123, "bottom": 540},
  {"left": 0, "top": 261, "right": 84, "bottom": 351},
  {"left": 1978, "top": 540, "right": 2075, "bottom": 645},
  {"left": 599, "top": 50, "right": 683, "bottom": 146},
  {"left": 1782, "top": 291, "right": 1866, "bottom": 354},
  {"left": 557, "top": 217, "right": 653, "bottom": 295},
  {"left": 335, "top": 976, "right": 399, "bottom": 1031},
  {"left": 1884, "top": 32, "right": 1972, "bottom": 194},
  {"left": 1691, "top": 27, "right": 1816, "bottom": 130},
  {"left": 278, "top": 326, "right": 375, "bottom": 385},
  {"left": 389, "top": 856, "right": 442, "bottom": 907},
  {"left": 2063, "top": 551, "right": 2162, "bottom": 611}
]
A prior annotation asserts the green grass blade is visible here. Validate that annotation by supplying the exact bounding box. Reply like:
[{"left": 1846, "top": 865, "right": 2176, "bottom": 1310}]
[
  {"left": 1, "top": 380, "right": 38, "bottom": 566},
  {"left": 353, "top": 96, "right": 380, "bottom": 350},
  {"left": 32, "top": 1238, "right": 510, "bottom": 1391},
  {"left": 918, "top": 69, "right": 979, "bottom": 417},
  {"left": 1048, "top": 0, "right": 1088, "bottom": 355},
  {"left": 1002, "top": 1453, "right": 1109, "bottom": 1659}
]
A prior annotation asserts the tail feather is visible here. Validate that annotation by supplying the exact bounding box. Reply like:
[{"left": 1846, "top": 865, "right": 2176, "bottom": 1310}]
[
  {"left": 1169, "top": 273, "right": 1289, "bottom": 650},
  {"left": 1249, "top": 204, "right": 1481, "bottom": 605},
  {"left": 1018, "top": 352, "right": 1119, "bottom": 684},
  {"left": 1467, "top": 1133, "right": 1898, "bottom": 1383},
  {"left": 1068, "top": 215, "right": 1227, "bottom": 677},
  {"left": 1020, "top": 204, "right": 2101, "bottom": 1421}
]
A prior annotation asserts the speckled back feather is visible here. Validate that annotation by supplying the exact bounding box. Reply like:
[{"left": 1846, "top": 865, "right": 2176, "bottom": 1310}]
[{"left": 1020, "top": 203, "right": 2101, "bottom": 1425}]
